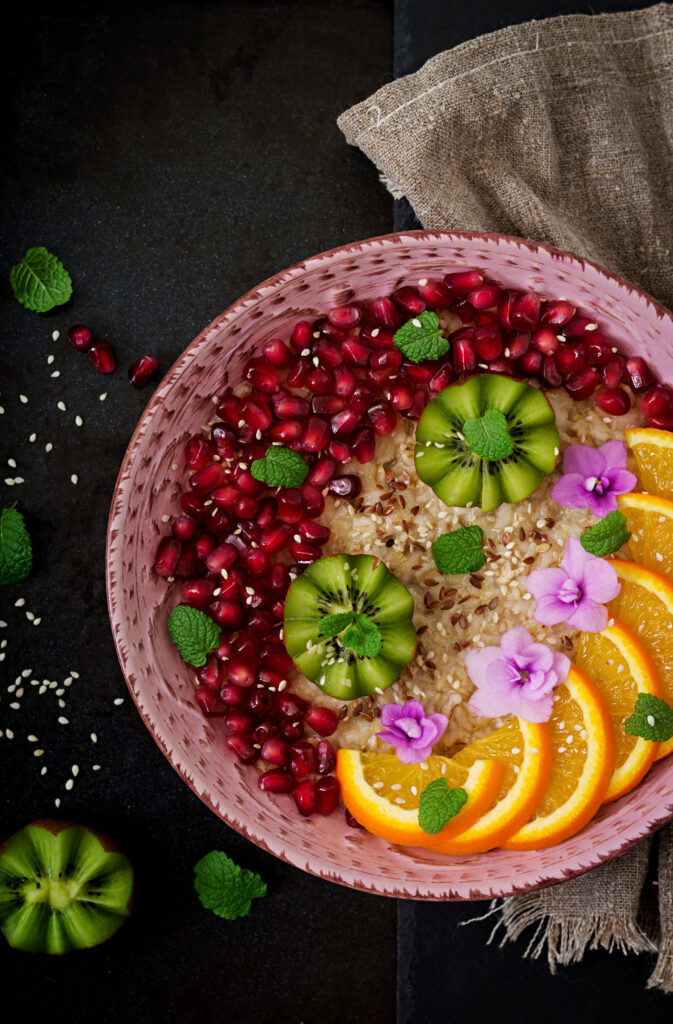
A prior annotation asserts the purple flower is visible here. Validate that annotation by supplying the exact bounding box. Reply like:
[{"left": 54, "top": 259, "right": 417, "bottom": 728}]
[
  {"left": 377, "top": 700, "right": 448, "bottom": 764},
  {"left": 465, "top": 626, "right": 570, "bottom": 724},
  {"left": 551, "top": 440, "right": 636, "bottom": 516},
  {"left": 526, "top": 536, "right": 621, "bottom": 632}
]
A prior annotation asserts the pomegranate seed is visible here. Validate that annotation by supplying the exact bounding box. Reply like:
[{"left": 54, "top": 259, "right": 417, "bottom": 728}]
[
  {"left": 211, "top": 484, "right": 238, "bottom": 511},
  {"left": 404, "top": 389, "right": 429, "bottom": 419},
  {"left": 367, "top": 401, "right": 396, "bottom": 436},
  {"left": 190, "top": 463, "right": 226, "bottom": 495},
  {"left": 216, "top": 393, "right": 243, "bottom": 427},
  {"left": 308, "top": 458, "right": 336, "bottom": 487},
  {"left": 234, "top": 468, "right": 264, "bottom": 497},
  {"left": 128, "top": 354, "right": 158, "bottom": 388},
  {"left": 329, "top": 304, "right": 361, "bottom": 329},
  {"left": 487, "top": 358, "right": 514, "bottom": 375},
  {"left": 262, "top": 337, "right": 291, "bottom": 368},
  {"left": 255, "top": 718, "right": 280, "bottom": 742},
  {"left": 242, "top": 546, "right": 270, "bottom": 576},
  {"left": 596, "top": 387, "right": 631, "bottom": 415},
  {"left": 648, "top": 412, "right": 673, "bottom": 429},
  {"left": 185, "top": 436, "right": 214, "bottom": 471},
  {"left": 301, "top": 482, "right": 326, "bottom": 516},
  {"left": 316, "top": 739, "right": 337, "bottom": 774},
  {"left": 269, "top": 563, "right": 290, "bottom": 591},
  {"left": 233, "top": 630, "right": 258, "bottom": 660},
  {"left": 260, "top": 523, "right": 290, "bottom": 555},
  {"left": 261, "top": 737, "right": 290, "bottom": 766},
  {"left": 235, "top": 495, "right": 258, "bottom": 519},
  {"left": 194, "top": 532, "right": 217, "bottom": 560},
  {"left": 453, "top": 337, "right": 477, "bottom": 375},
  {"left": 506, "top": 332, "right": 530, "bottom": 359},
  {"left": 352, "top": 426, "right": 376, "bottom": 463},
  {"left": 342, "top": 337, "right": 371, "bottom": 366},
  {"left": 555, "top": 346, "right": 579, "bottom": 378},
  {"left": 226, "top": 736, "right": 258, "bottom": 764},
  {"left": 586, "top": 335, "right": 613, "bottom": 365},
  {"left": 314, "top": 317, "right": 348, "bottom": 342},
  {"left": 563, "top": 315, "right": 597, "bottom": 337},
  {"left": 206, "top": 542, "right": 238, "bottom": 574},
  {"left": 518, "top": 349, "right": 543, "bottom": 376},
  {"left": 293, "top": 779, "right": 317, "bottom": 816},
  {"left": 305, "top": 706, "right": 338, "bottom": 736},
  {"left": 640, "top": 384, "right": 673, "bottom": 418},
  {"left": 350, "top": 384, "right": 376, "bottom": 413},
  {"left": 277, "top": 489, "right": 304, "bottom": 524},
  {"left": 362, "top": 324, "right": 395, "bottom": 348},
  {"left": 541, "top": 355, "right": 563, "bottom": 388},
  {"left": 67, "top": 324, "right": 93, "bottom": 350},
  {"left": 289, "top": 539, "right": 321, "bottom": 564},
  {"left": 261, "top": 642, "right": 294, "bottom": 675},
  {"left": 370, "top": 297, "right": 400, "bottom": 328},
  {"left": 180, "top": 577, "right": 216, "bottom": 608},
  {"left": 301, "top": 416, "right": 330, "bottom": 452},
  {"left": 468, "top": 284, "right": 502, "bottom": 309},
  {"left": 392, "top": 286, "right": 425, "bottom": 315},
  {"left": 89, "top": 340, "right": 116, "bottom": 373},
  {"left": 334, "top": 365, "right": 357, "bottom": 396},
  {"left": 256, "top": 498, "right": 277, "bottom": 530},
  {"left": 316, "top": 777, "right": 340, "bottom": 815},
  {"left": 497, "top": 291, "right": 519, "bottom": 330},
  {"left": 224, "top": 708, "right": 256, "bottom": 736},
  {"left": 220, "top": 683, "right": 247, "bottom": 707},
  {"left": 210, "top": 600, "right": 246, "bottom": 629},
  {"left": 345, "top": 810, "right": 362, "bottom": 828},
  {"left": 314, "top": 339, "right": 344, "bottom": 368},
  {"left": 626, "top": 357, "right": 655, "bottom": 392},
  {"left": 327, "top": 474, "right": 362, "bottom": 499},
  {"left": 277, "top": 693, "right": 307, "bottom": 718},
  {"left": 259, "top": 769, "right": 293, "bottom": 794},
  {"left": 443, "top": 269, "right": 483, "bottom": 292},
  {"left": 510, "top": 292, "right": 540, "bottom": 330},
  {"left": 290, "top": 741, "right": 318, "bottom": 778},
  {"left": 154, "top": 537, "right": 182, "bottom": 577},
  {"left": 180, "top": 492, "right": 209, "bottom": 521},
  {"left": 196, "top": 656, "right": 224, "bottom": 690},
  {"left": 306, "top": 366, "right": 334, "bottom": 395},
  {"left": 474, "top": 325, "right": 503, "bottom": 361},
  {"left": 540, "top": 300, "right": 575, "bottom": 327},
  {"left": 290, "top": 320, "right": 312, "bottom": 351},
  {"left": 174, "top": 545, "right": 197, "bottom": 579},
  {"left": 532, "top": 328, "right": 559, "bottom": 355},
  {"left": 287, "top": 357, "right": 311, "bottom": 387},
  {"left": 172, "top": 515, "right": 199, "bottom": 542},
  {"left": 227, "top": 658, "right": 256, "bottom": 688},
  {"left": 299, "top": 519, "right": 330, "bottom": 545},
  {"left": 313, "top": 394, "right": 345, "bottom": 415},
  {"left": 281, "top": 719, "right": 304, "bottom": 742},
  {"left": 418, "top": 279, "right": 451, "bottom": 308},
  {"left": 195, "top": 686, "right": 228, "bottom": 717},
  {"left": 269, "top": 420, "right": 302, "bottom": 443},
  {"left": 245, "top": 357, "right": 278, "bottom": 393},
  {"left": 565, "top": 368, "right": 601, "bottom": 401},
  {"left": 370, "top": 347, "right": 402, "bottom": 375},
  {"left": 603, "top": 356, "right": 626, "bottom": 389},
  {"left": 329, "top": 408, "right": 358, "bottom": 438},
  {"left": 389, "top": 380, "right": 414, "bottom": 410},
  {"left": 211, "top": 423, "right": 237, "bottom": 460}
]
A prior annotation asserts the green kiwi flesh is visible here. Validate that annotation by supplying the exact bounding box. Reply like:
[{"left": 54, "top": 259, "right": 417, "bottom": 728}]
[
  {"left": 0, "top": 820, "right": 134, "bottom": 954},
  {"left": 415, "top": 374, "right": 560, "bottom": 511},
  {"left": 283, "top": 554, "right": 416, "bottom": 700}
]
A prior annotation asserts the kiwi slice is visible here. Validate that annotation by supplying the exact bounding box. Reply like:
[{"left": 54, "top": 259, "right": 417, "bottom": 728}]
[
  {"left": 283, "top": 554, "right": 416, "bottom": 700},
  {"left": 415, "top": 374, "right": 560, "bottom": 511},
  {"left": 0, "top": 819, "right": 134, "bottom": 954}
]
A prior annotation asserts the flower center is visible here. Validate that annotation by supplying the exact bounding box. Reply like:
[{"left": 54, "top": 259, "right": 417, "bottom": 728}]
[
  {"left": 558, "top": 577, "right": 582, "bottom": 605},
  {"left": 397, "top": 717, "right": 422, "bottom": 739},
  {"left": 584, "top": 474, "right": 610, "bottom": 496}
]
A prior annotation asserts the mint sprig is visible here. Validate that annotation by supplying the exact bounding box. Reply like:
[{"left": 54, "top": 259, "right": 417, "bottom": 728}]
[
  {"left": 168, "top": 604, "right": 221, "bottom": 667},
  {"left": 393, "top": 310, "right": 450, "bottom": 363},
  {"left": 194, "top": 850, "right": 266, "bottom": 920},
  {"left": 0, "top": 508, "right": 33, "bottom": 585},
  {"left": 432, "top": 525, "right": 485, "bottom": 575},
  {"left": 317, "top": 609, "right": 382, "bottom": 657},
  {"left": 250, "top": 445, "right": 309, "bottom": 488},
  {"left": 418, "top": 778, "right": 468, "bottom": 834},
  {"left": 10, "top": 247, "right": 73, "bottom": 313},
  {"left": 580, "top": 511, "right": 631, "bottom": 557},
  {"left": 463, "top": 409, "right": 513, "bottom": 461},
  {"left": 623, "top": 693, "right": 673, "bottom": 743}
]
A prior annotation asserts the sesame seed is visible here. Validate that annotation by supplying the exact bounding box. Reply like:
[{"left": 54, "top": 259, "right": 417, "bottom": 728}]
[
  {"left": 65, "top": 779, "right": 74, "bottom": 791},
  {"left": 647, "top": 714, "right": 656, "bottom": 727},
  {"left": 9, "top": 702, "right": 20, "bottom": 710},
  {"left": 71, "top": 474, "right": 78, "bottom": 485},
  {"left": 113, "top": 698, "right": 124, "bottom": 706},
  {"left": 4, "top": 479, "right": 15, "bottom": 486},
  {"left": 51, "top": 370, "right": 60, "bottom": 378},
  {"left": 57, "top": 401, "right": 66, "bottom": 411},
  {"left": 75, "top": 415, "right": 83, "bottom": 427},
  {"left": 52, "top": 330, "right": 60, "bottom": 341},
  {"left": 33, "top": 749, "right": 44, "bottom": 757},
  {"left": 45, "top": 443, "right": 53, "bottom": 453},
  {"left": 93, "top": 764, "right": 101, "bottom": 771},
  {"left": 58, "top": 716, "right": 69, "bottom": 727},
  {"left": 99, "top": 393, "right": 107, "bottom": 401},
  {"left": 72, "top": 765, "right": 79, "bottom": 776},
  {"left": 19, "top": 394, "right": 28, "bottom": 404},
  {"left": 33, "top": 618, "right": 41, "bottom": 626},
  {"left": 54, "top": 798, "right": 61, "bottom": 808},
  {"left": 7, "top": 458, "right": 16, "bottom": 468},
  {"left": 25, "top": 610, "right": 35, "bottom": 621},
  {"left": 27, "top": 734, "right": 38, "bottom": 742},
  {"left": 47, "top": 354, "right": 55, "bottom": 364},
  {"left": 40, "top": 766, "right": 47, "bottom": 775},
  {"left": 29, "top": 433, "right": 36, "bottom": 442}
]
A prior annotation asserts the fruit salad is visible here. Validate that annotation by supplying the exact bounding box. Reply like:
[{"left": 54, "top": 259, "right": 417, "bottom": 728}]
[{"left": 153, "top": 269, "right": 673, "bottom": 850}]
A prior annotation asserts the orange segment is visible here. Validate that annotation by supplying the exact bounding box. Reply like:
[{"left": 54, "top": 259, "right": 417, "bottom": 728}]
[
  {"left": 618, "top": 492, "right": 673, "bottom": 576},
  {"left": 607, "top": 559, "right": 673, "bottom": 760},
  {"left": 575, "top": 619, "right": 661, "bottom": 801},
  {"left": 503, "top": 667, "right": 614, "bottom": 850},
  {"left": 431, "top": 719, "right": 552, "bottom": 854},
  {"left": 625, "top": 427, "right": 673, "bottom": 498},
  {"left": 335, "top": 751, "right": 505, "bottom": 850}
]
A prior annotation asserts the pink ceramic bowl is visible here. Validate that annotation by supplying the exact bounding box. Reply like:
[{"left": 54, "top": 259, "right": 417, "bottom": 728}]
[{"left": 106, "top": 230, "right": 673, "bottom": 900}]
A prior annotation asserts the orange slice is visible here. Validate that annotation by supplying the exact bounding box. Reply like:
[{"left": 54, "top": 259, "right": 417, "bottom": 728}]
[
  {"left": 575, "top": 619, "right": 661, "bottom": 800},
  {"left": 625, "top": 427, "right": 673, "bottom": 498},
  {"left": 607, "top": 559, "right": 673, "bottom": 760},
  {"left": 430, "top": 719, "right": 552, "bottom": 854},
  {"left": 335, "top": 751, "right": 506, "bottom": 849},
  {"left": 502, "top": 667, "right": 614, "bottom": 850},
  {"left": 618, "top": 492, "right": 673, "bottom": 577}
]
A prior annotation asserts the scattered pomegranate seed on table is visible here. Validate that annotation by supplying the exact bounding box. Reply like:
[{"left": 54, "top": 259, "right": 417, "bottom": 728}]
[
  {"left": 89, "top": 339, "right": 117, "bottom": 373},
  {"left": 128, "top": 354, "right": 159, "bottom": 388}
]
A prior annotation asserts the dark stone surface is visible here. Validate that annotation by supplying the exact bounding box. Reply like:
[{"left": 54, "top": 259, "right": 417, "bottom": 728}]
[{"left": 1, "top": 3, "right": 395, "bottom": 1022}]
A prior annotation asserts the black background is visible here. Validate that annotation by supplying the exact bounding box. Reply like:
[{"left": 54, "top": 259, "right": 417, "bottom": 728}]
[{"left": 1, "top": 2, "right": 670, "bottom": 1022}]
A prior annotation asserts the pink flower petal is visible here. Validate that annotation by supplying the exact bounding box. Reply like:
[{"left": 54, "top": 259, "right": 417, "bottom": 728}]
[
  {"left": 395, "top": 744, "right": 434, "bottom": 765},
  {"left": 567, "top": 598, "right": 609, "bottom": 633},
  {"left": 506, "top": 689, "right": 554, "bottom": 723},
  {"left": 526, "top": 567, "right": 568, "bottom": 599},
  {"left": 532, "top": 593, "right": 574, "bottom": 625},
  {"left": 605, "top": 467, "right": 638, "bottom": 495},
  {"left": 582, "top": 560, "right": 621, "bottom": 604},
  {"left": 464, "top": 645, "right": 506, "bottom": 688},
  {"left": 562, "top": 444, "right": 605, "bottom": 477},
  {"left": 599, "top": 439, "right": 628, "bottom": 469},
  {"left": 551, "top": 472, "right": 592, "bottom": 510}
]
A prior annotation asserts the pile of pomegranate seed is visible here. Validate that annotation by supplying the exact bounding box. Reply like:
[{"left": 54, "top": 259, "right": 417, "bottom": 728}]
[
  {"left": 67, "top": 322, "right": 160, "bottom": 388},
  {"left": 154, "top": 272, "right": 671, "bottom": 819}
]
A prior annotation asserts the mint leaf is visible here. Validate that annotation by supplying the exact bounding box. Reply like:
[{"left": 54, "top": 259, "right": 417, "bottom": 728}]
[
  {"left": 623, "top": 693, "right": 673, "bottom": 743},
  {"left": 194, "top": 850, "right": 266, "bottom": 920},
  {"left": 250, "top": 445, "right": 309, "bottom": 488},
  {"left": 418, "top": 778, "right": 468, "bottom": 834},
  {"left": 318, "top": 611, "right": 357, "bottom": 638},
  {"left": 432, "top": 525, "right": 485, "bottom": 575},
  {"left": 580, "top": 511, "right": 631, "bottom": 557},
  {"left": 10, "top": 247, "right": 73, "bottom": 313},
  {"left": 168, "top": 604, "right": 221, "bottom": 667},
  {"left": 463, "top": 409, "right": 513, "bottom": 461},
  {"left": 393, "top": 310, "right": 450, "bottom": 363},
  {"left": 0, "top": 508, "right": 33, "bottom": 585},
  {"left": 341, "top": 613, "right": 382, "bottom": 658}
]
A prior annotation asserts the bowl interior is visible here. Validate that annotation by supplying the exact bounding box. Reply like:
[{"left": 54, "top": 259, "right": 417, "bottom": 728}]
[{"left": 107, "top": 230, "right": 673, "bottom": 899}]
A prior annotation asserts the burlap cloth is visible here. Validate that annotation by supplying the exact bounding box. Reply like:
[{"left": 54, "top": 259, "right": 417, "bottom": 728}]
[{"left": 338, "top": 3, "right": 673, "bottom": 992}]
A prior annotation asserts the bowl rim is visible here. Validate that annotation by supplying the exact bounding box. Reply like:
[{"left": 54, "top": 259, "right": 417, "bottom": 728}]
[{"left": 106, "top": 228, "right": 673, "bottom": 900}]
